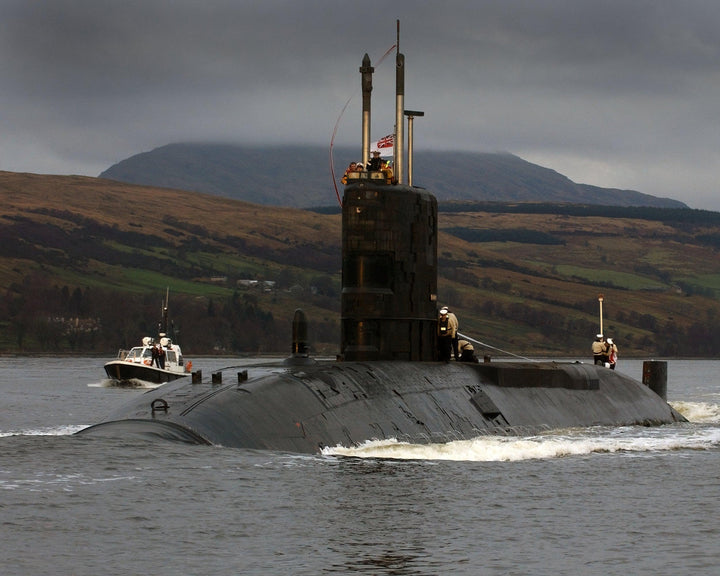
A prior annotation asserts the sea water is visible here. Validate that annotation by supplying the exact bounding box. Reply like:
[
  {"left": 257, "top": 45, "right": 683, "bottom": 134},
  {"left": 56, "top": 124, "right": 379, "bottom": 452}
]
[{"left": 1, "top": 356, "right": 718, "bottom": 575}]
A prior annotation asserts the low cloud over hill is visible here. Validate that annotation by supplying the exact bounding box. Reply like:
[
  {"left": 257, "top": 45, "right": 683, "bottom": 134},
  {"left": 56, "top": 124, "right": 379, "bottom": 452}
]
[{"left": 100, "top": 144, "right": 687, "bottom": 209}]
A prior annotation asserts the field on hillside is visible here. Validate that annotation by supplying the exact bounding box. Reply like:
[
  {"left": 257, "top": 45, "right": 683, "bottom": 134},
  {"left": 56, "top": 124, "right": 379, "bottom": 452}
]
[{"left": 1, "top": 171, "right": 719, "bottom": 357}]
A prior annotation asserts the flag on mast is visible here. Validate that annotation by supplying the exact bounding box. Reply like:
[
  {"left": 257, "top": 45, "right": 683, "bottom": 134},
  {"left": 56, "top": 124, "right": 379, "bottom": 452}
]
[{"left": 370, "top": 134, "right": 394, "bottom": 156}]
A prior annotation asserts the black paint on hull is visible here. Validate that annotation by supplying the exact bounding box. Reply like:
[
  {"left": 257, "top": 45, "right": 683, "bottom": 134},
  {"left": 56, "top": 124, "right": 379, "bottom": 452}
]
[{"left": 80, "top": 360, "right": 685, "bottom": 453}]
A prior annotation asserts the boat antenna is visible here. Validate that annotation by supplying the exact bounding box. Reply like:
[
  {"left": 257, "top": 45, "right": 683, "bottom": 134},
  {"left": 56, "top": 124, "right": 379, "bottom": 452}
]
[{"left": 160, "top": 287, "right": 169, "bottom": 336}]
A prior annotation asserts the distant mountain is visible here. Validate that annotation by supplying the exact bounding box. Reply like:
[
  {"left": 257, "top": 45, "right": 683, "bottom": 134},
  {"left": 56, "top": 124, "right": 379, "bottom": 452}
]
[{"left": 100, "top": 143, "right": 687, "bottom": 209}]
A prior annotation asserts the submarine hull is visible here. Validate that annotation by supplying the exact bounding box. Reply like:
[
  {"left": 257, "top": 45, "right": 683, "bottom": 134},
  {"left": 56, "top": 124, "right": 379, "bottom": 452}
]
[{"left": 79, "top": 360, "right": 685, "bottom": 453}]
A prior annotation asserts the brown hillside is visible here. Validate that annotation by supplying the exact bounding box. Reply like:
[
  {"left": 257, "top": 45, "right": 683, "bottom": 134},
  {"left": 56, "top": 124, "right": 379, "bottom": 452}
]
[
  {"left": 1, "top": 171, "right": 339, "bottom": 246},
  {"left": 1, "top": 171, "right": 719, "bottom": 358}
]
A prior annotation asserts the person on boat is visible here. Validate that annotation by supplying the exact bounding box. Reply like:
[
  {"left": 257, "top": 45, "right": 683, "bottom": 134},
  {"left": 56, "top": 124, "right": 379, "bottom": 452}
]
[
  {"left": 437, "top": 308, "right": 453, "bottom": 362},
  {"left": 606, "top": 338, "right": 618, "bottom": 370},
  {"left": 367, "top": 150, "right": 383, "bottom": 171},
  {"left": 457, "top": 339, "right": 478, "bottom": 362},
  {"left": 157, "top": 344, "right": 166, "bottom": 369},
  {"left": 151, "top": 343, "right": 159, "bottom": 367},
  {"left": 592, "top": 334, "right": 607, "bottom": 365},
  {"left": 442, "top": 307, "right": 460, "bottom": 360}
]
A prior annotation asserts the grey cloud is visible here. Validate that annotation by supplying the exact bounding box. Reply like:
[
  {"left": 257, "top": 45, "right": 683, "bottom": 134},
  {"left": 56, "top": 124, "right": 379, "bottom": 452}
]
[{"left": 1, "top": 0, "right": 720, "bottom": 209}]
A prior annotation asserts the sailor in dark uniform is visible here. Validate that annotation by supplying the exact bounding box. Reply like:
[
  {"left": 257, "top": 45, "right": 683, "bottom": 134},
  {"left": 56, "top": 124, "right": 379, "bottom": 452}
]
[
  {"left": 368, "top": 150, "right": 383, "bottom": 171},
  {"left": 438, "top": 309, "right": 453, "bottom": 362}
]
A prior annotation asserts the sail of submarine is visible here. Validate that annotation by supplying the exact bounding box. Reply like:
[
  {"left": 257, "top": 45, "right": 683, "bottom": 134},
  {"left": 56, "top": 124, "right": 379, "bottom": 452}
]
[{"left": 79, "top": 26, "right": 686, "bottom": 452}]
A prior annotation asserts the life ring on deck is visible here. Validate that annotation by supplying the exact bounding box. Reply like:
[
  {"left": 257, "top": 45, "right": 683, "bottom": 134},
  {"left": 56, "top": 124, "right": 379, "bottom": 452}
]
[{"left": 144, "top": 359, "right": 151, "bottom": 366}]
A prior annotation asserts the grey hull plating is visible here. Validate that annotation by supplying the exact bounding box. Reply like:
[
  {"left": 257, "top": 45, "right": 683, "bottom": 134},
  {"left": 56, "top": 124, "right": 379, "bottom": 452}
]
[{"left": 79, "top": 360, "right": 685, "bottom": 453}]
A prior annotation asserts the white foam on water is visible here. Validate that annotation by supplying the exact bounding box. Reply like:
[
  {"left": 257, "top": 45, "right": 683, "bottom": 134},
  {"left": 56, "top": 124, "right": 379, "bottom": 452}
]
[
  {"left": 671, "top": 400, "right": 720, "bottom": 423},
  {"left": 88, "top": 378, "right": 162, "bottom": 389},
  {"left": 0, "top": 424, "right": 87, "bottom": 438},
  {"left": 323, "top": 425, "right": 720, "bottom": 462}
]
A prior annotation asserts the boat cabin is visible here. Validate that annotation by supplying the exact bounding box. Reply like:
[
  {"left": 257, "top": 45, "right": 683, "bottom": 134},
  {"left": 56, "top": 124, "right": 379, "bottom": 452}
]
[{"left": 121, "top": 337, "right": 184, "bottom": 369}]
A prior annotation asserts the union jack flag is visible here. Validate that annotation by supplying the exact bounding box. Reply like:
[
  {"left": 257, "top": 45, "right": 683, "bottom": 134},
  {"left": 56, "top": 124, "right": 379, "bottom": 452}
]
[
  {"left": 376, "top": 134, "right": 394, "bottom": 149},
  {"left": 371, "top": 134, "right": 394, "bottom": 155}
]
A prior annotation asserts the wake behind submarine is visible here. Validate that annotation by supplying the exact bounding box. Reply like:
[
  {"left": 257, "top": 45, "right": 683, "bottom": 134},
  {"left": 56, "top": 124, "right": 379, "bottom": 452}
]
[{"left": 79, "top": 35, "right": 685, "bottom": 452}]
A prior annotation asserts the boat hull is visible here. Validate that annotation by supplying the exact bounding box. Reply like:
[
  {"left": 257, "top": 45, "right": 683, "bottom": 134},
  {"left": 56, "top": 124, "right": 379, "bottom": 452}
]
[
  {"left": 103, "top": 360, "right": 188, "bottom": 384},
  {"left": 82, "top": 360, "right": 686, "bottom": 453}
]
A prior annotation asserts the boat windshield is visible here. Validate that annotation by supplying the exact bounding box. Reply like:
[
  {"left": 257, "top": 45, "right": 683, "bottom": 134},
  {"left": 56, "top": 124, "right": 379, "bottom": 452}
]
[
  {"left": 166, "top": 350, "right": 177, "bottom": 364},
  {"left": 126, "top": 347, "right": 151, "bottom": 360}
]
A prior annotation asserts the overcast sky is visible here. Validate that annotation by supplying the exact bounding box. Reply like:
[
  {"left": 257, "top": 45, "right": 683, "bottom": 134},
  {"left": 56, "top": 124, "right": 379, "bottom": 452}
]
[{"left": 2, "top": 0, "right": 720, "bottom": 210}]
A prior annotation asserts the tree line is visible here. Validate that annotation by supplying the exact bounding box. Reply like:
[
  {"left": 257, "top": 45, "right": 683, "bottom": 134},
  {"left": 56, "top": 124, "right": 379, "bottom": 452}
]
[
  {"left": 3, "top": 272, "right": 718, "bottom": 357},
  {"left": 0, "top": 274, "right": 337, "bottom": 355}
]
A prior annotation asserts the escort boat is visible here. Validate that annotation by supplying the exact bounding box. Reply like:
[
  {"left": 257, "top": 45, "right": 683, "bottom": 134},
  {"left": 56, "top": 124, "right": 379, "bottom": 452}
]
[{"left": 103, "top": 290, "right": 191, "bottom": 385}]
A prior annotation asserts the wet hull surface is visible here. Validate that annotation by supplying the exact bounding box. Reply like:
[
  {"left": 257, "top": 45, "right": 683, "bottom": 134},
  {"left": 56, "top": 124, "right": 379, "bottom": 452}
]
[{"left": 81, "top": 360, "right": 685, "bottom": 453}]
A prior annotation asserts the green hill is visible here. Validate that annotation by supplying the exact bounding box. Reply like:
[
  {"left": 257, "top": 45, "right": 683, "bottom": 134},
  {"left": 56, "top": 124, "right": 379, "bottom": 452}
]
[{"left": 1, "top": 170, "right": 718, "bottom": 358}]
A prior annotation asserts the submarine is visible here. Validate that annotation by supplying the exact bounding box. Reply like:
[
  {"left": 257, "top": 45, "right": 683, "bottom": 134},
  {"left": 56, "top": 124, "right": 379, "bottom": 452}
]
[{"left": 79, "top": 31, "right": 686, "bottom": 453}]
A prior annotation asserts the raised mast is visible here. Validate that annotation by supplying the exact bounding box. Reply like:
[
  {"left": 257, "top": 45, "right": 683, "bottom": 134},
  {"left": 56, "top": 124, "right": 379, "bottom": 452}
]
[
  {"left": 360, "top": 54, "right": 374, "bottom": 168},
  {"left": 394, "top": 20, "right": 405, "bottom": 185}
]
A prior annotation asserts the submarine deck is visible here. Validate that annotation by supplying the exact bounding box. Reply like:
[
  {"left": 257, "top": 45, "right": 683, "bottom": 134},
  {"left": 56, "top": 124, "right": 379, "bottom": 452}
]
[{"left": 79, "top": 359, "right": 685, "bottom": 453}]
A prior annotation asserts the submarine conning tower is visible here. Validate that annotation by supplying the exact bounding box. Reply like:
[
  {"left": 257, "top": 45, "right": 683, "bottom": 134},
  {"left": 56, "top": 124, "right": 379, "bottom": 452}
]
[
  {"left": 341, "top": 40, "right": 438, "bottom": 362},
  {"left": 341, "top": 182, "right": 438, "bottom": 361}
]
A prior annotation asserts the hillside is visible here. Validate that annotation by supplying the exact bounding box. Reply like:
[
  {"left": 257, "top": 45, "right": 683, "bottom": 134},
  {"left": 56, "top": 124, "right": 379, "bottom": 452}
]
[
  {"left": 1, "top": 170, "right": 719, "bottom": 358},
  {"left": 100, "top": 143, "right": 687, "bottom": 209}
]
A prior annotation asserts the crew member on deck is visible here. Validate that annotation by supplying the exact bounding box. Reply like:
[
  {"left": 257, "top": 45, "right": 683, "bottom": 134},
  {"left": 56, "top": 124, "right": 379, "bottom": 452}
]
[
  {"left": 606, "top": 338, "right": 618, "bottom": 370},
  {"left": 443, "top": 307, "right": 459, "bottom": 360},
  {"left": 457, "top": 339, "right": 478, "bottom": 362},
  {"left": 592, "top": 334, "right": 607, "bottom": 365},
  {"left": 438, "top": 308, "right": 453, "bottom": 362}
]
